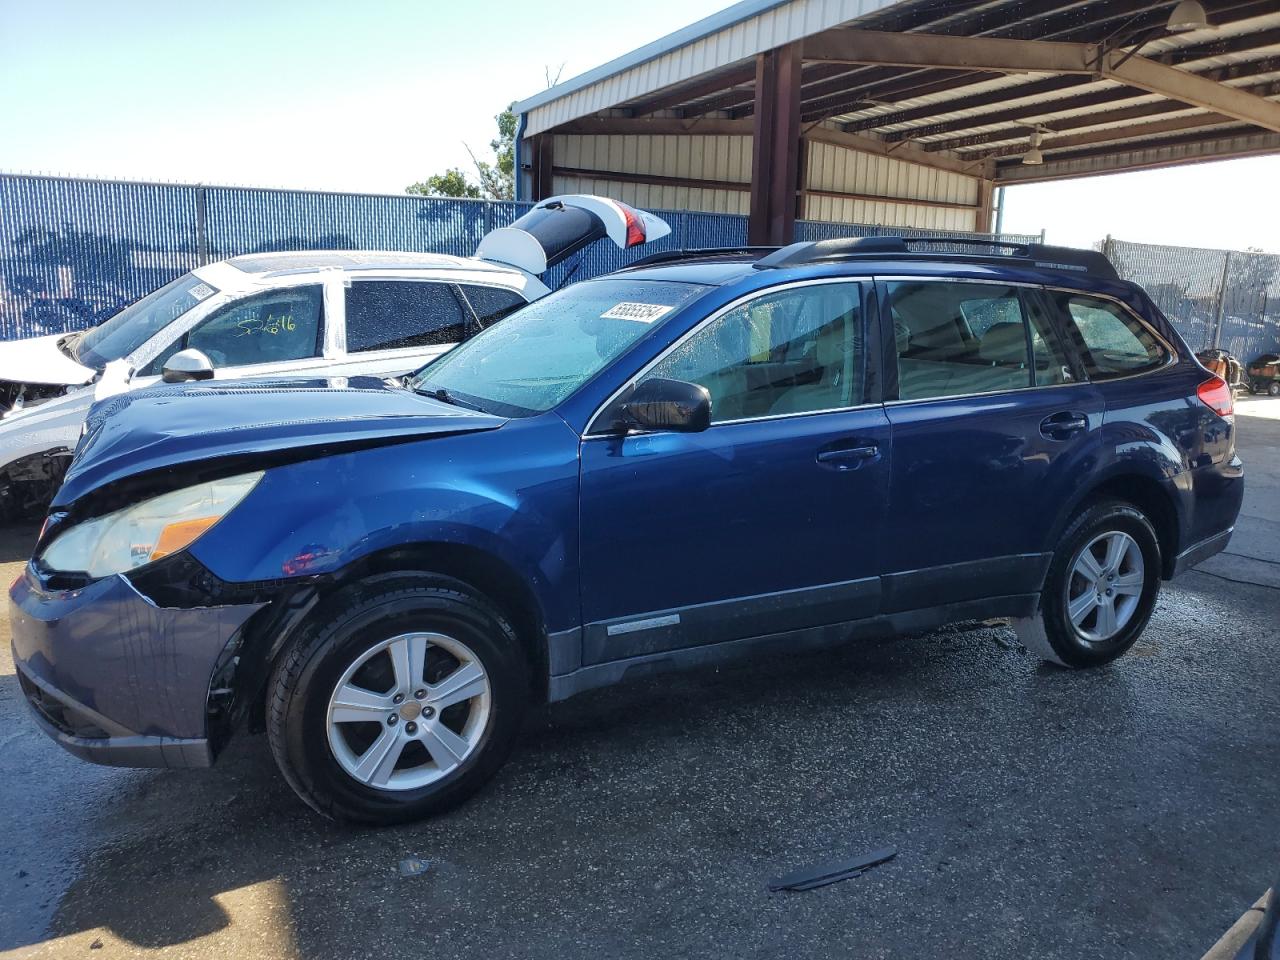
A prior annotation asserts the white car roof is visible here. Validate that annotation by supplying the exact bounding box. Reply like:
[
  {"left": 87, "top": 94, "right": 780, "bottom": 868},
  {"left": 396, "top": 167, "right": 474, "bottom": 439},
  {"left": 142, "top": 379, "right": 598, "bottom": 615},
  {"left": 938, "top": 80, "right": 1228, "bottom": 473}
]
[
  {"left": 221, "top": 249, "right": 518, "bottom": 278},
  {"left": 192, "top": 249, "right": 537, "bottom": 298}
]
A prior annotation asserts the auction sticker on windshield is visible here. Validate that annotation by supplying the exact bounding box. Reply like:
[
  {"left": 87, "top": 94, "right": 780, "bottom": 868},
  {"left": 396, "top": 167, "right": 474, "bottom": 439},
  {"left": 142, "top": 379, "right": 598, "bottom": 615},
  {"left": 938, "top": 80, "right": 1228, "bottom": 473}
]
[
  {"left": 600, "top": 302, "right": 675, "bottom": 323},
  {"left": 189, "top": 283, "right": 216, "bottom": 301}
]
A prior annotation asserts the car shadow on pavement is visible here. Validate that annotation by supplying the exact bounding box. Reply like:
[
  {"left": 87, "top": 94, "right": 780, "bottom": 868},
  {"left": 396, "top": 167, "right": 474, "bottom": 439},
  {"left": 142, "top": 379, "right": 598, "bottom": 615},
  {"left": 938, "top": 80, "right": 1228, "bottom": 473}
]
[
  {"left": 9, "top": 581, "right": 1277, "bottom": 959},
  {"left": 14, "top": 619, "right": 1149, "bottom": 956}
]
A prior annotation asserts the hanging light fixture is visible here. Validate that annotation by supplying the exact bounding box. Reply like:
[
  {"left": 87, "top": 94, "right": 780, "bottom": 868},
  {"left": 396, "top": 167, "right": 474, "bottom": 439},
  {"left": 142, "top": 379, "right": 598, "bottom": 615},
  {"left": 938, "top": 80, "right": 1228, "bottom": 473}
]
[
  {"left": 1022, "top": 128, "right": 1045, "bottom": 166},
  {"left": 1167, "top": 0, "right": 1210, "bottom": 32}
]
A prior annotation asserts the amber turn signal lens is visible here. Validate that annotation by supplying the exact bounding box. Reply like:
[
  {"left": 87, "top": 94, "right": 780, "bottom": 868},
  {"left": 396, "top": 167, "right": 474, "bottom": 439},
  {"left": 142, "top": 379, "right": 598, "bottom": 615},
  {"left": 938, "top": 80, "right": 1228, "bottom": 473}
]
[{"left": 150, "top": 516, "right": 220, "bottom": 561}]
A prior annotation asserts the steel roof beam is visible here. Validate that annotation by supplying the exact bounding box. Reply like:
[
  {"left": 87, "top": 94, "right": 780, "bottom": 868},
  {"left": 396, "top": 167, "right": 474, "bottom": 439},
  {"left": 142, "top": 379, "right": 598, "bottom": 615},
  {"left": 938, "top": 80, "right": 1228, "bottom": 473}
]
[
  {"left": 621, "top": 64, "right": 757, "bottom": 117},
  {"left": 993, "top": 126, "right": 1280, "bottom": 182},
  {"left": 889, "top": 55, "right": 1280, "bottom": 143},
  {"left": 925, "top": 76, "right": 1280, "bottom": 151},
  {"left": 1106, "top": 50, "right": 1280, "bottom": 131},
  {"left": 802, "top": 28, "right": 1280, "bottom": 134},
  {"left": 803, "top": 30, "right": 1101, "bottom": 76},
  {"left": 971, "top": 112, "right": 1246, "bottom": 159},
  {"left": 842, "top": 76, "right": 1090, "bottom": 132}
]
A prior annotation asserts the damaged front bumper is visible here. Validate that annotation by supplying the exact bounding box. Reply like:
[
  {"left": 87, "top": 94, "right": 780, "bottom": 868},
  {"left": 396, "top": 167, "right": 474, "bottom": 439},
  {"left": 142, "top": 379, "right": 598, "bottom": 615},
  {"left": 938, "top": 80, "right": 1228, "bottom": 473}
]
[{"left": 9, "top": 565, "right": 262, "bottom": 768}]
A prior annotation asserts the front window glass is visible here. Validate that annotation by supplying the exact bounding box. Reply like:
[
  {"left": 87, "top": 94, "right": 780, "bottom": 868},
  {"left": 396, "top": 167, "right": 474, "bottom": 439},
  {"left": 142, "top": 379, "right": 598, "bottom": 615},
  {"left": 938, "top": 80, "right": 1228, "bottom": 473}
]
[
  {"left": 644, "top": 283, "right": 864, "bottom": 423},
  {"left": 75, "top": 273, "right": 218, "bottom": 370},
  {"left": 411, "top": 279, "right": 708, "bottom": 417},
  {"left": 144, "top": 286, "right": 323, "bottom": 374}
]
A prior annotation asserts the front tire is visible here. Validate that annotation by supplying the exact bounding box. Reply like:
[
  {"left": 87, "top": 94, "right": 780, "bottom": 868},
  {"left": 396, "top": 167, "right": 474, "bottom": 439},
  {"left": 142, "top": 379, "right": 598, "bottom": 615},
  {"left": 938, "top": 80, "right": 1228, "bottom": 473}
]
[
  {"left": 1269, "top": 381, "right": 1280, "bottom": 397},
  {"left": 1015, "top": 500, "right": 1161, "bottom": 668},
  {"left": 267, "top": 573, "right": 529, "bottom": 824}
]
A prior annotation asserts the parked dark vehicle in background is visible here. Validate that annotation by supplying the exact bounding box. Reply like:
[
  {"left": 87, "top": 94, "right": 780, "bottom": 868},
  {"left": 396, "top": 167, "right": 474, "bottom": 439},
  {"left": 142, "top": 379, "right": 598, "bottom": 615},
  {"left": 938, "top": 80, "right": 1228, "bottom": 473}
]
[
  {"left": 10, "top": 237, "right": 1243, "bottom": 823},
  {"left": 1248, "top": 354, "right": 1280, "bottom": 396}
]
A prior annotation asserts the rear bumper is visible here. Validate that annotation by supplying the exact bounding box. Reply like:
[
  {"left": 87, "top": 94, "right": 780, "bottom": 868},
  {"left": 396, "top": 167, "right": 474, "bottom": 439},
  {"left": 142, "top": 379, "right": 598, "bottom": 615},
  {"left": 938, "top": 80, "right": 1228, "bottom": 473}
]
[
  {"left": 9, "top": 566, "right": 262, "bottom": 769},
  {"left": 1171, "top": 527, "right": 1234, "bottom": 579}
]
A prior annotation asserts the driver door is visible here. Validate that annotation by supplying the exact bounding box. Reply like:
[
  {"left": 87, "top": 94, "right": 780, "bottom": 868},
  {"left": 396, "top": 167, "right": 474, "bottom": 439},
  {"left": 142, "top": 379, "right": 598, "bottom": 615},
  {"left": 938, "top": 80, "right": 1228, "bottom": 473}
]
[{"left": 577, "top": 279, "right": 890, "bottom": 665}]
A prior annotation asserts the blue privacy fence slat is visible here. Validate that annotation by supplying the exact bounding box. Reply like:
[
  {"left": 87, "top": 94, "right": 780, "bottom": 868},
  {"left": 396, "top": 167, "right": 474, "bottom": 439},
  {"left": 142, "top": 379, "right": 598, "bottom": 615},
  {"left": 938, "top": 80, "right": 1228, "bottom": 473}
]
[
  {"left": 3, "top": 172, "right": 1277, "bottom": 363},
  {"left": 0, "top": 175, "right": 199, "bottom": 341}
]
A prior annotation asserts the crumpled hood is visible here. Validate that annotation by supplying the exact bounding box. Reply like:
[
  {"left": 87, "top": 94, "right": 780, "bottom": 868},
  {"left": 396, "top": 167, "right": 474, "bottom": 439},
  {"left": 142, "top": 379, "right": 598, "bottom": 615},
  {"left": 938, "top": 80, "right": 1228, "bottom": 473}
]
[
  {"left": 0, "top": 333, "right": 96, "bottom": 386},
  {"left": 56, "top": 376, "right": 506, "bottom": 507}
]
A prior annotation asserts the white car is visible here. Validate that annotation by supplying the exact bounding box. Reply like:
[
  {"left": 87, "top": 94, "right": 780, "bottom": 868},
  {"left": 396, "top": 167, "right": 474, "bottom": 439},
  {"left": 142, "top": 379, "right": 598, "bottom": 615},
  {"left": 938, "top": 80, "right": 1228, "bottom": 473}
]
[{"left": 0, "top": 196, "right": 670, "bottom": 515}]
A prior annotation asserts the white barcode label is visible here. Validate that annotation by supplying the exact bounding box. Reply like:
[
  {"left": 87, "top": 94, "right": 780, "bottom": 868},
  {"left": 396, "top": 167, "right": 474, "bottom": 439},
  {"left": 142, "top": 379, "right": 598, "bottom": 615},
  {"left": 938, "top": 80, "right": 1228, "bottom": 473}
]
[
  {"left": 600, "top": 302, "right": 674, "bottom": 323},
  {"left": 189, "top": 282, "right": 215, "bottom": 301}
]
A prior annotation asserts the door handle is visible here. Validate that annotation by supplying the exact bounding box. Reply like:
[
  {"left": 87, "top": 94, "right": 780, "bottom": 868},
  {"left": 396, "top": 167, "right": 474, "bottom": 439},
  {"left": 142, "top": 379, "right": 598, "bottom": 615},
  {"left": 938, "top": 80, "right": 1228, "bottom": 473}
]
[
  {"left": 1039, "top": 411, "right": 1089, "bottom": 440},
  {"left": 817, "top": 442, "right": 880, "bottom": 470}
]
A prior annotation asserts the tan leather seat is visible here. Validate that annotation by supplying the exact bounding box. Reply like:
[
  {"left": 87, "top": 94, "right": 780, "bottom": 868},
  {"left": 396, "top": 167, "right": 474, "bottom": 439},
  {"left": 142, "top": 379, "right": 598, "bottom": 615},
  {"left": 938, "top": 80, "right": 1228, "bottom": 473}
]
[{"left": 770, "top": 316, "right": 853, "bottom": 415}]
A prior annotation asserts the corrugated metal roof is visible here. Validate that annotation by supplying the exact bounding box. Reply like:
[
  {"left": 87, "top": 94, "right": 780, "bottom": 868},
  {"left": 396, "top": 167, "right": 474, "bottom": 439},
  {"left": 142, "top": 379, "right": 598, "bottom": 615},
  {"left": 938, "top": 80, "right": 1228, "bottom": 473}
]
[
  {"left": 522, "top": 0, "right": 899, "bottom": 136},
  {"left": 518, "top": 0, "right": 1280, "bottom": 183}
]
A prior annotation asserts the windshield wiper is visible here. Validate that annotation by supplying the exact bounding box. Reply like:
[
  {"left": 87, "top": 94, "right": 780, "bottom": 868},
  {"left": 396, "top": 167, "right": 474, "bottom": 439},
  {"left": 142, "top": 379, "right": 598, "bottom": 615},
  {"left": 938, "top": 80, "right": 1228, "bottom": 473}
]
[{"left": 420, "top": 386, "right": 480, "bottom": 411}]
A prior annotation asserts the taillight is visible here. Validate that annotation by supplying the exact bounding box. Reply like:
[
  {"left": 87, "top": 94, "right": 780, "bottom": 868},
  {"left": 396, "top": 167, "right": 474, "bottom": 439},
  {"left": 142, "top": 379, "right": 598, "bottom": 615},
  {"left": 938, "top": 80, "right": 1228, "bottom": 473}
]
[
  {"left": 618, "top": 201, "right": 646, "bottom": 247},
  {"left": 1196, "top": 376, "right": 1233, "bottom": 417}
]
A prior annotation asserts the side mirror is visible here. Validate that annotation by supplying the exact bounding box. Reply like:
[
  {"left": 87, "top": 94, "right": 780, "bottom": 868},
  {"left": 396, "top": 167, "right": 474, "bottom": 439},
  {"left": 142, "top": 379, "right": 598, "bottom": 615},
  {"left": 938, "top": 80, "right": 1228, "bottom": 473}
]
[
  {"left": 622, "top": 378, "right": 711, "bottom": 433},
  {"left": 162, "top": 348, "right": 215, "bottom": 384}
]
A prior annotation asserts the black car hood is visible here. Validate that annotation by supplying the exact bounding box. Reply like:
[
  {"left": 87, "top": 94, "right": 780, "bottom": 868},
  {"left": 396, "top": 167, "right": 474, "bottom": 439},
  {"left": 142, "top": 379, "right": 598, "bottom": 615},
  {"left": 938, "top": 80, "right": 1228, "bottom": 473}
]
[{"left": 56, "top": 376, "right": 505, "bottom": 507}]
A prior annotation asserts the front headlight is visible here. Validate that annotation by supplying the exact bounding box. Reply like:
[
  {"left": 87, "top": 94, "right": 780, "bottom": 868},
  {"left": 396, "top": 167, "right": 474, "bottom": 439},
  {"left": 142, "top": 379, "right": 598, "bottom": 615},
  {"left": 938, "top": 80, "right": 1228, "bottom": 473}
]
[{"left": 39, "top": 471, "right": 264, "bottom": 579}]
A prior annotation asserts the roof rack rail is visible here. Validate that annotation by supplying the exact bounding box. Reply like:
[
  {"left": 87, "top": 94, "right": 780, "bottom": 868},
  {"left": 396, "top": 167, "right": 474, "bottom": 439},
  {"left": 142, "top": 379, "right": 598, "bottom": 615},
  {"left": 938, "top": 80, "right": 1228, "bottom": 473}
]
[
  {"left": 625, "top": 246, "right": 779, "bottom": 269},
  {"left": 752, "top": 236, "right": 1119, "bottom": 280}
]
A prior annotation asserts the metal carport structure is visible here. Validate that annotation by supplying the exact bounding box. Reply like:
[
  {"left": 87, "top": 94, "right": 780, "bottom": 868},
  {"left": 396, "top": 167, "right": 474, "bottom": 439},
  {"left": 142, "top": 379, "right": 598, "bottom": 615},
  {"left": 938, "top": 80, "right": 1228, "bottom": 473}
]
[{"left": 513, "top": 0, "right": 1280, "bottom": 244}]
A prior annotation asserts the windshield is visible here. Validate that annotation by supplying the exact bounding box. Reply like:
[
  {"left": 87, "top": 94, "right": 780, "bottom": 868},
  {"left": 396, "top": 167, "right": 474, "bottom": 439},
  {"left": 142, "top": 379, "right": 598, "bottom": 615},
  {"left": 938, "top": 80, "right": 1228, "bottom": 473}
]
[
  {"left": 75, "top": 273, "right": 219, "bottom": 370},
  {"left": 410, "top": 278, "right": 709, "bottom": 416}
]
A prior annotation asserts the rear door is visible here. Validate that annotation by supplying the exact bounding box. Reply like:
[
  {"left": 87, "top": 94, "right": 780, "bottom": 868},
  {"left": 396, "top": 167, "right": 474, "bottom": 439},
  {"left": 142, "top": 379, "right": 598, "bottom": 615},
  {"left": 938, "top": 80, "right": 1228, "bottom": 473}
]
[
  {"left": 877, "top": 277, "right": 1104, "bottom": 613},
  {"left": 577, "top": 279, "right": 890, "bottom": 665}
]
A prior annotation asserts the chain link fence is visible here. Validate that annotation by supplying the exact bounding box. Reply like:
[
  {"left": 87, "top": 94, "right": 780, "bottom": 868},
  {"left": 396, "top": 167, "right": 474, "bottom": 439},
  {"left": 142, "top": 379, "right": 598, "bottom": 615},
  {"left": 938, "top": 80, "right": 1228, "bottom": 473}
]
[
  {"left": 1105, "top": 237, "right": 1280, "bottom": 361},
  {"left": 13, "top": 173, "right": 1273, "bottom": 361},
  {"left": 0, "top": 172, "right": 1037, "bottom": 343}
]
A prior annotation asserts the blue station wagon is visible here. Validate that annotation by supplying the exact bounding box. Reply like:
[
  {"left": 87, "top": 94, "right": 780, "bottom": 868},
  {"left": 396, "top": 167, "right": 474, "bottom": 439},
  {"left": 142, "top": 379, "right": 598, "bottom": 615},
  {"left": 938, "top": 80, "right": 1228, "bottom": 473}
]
[{"left": 10, "top": 237, "right": 1244, "bottom": 823}]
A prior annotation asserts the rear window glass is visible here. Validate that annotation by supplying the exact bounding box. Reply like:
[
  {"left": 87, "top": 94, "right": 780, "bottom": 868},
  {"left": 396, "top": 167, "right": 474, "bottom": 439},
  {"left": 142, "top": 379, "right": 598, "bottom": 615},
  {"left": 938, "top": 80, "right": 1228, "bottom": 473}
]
[
  {"left": 346, "top": 281, "right": 470, "bottom": 352},
  {"left": 457, "top": 284, "right": 527, "bottom": 330},
  {"left": 1052, "top": 294, "right": 1170, "bottom": 380}
]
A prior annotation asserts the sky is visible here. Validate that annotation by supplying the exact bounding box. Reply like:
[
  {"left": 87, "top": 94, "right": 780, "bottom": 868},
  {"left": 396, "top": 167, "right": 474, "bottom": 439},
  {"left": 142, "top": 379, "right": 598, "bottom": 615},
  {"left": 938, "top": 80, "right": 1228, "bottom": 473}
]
[{"left": 2, "top": 0, "right": 1278, "bottom": 254}]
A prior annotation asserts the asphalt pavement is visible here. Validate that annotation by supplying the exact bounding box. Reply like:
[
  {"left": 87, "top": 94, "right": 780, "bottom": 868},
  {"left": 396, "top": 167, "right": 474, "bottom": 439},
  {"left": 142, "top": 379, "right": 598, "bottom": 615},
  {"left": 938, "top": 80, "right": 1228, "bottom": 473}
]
[{"left": 2, "top": 398, "right": 1278, "bottom": 960}]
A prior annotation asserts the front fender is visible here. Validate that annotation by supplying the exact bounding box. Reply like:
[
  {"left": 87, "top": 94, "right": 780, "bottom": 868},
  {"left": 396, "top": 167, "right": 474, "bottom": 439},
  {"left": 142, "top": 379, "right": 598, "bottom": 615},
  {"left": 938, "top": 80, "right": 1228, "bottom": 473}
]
[
  {"left": 188, "top": 416, "right": 582, "bottom": 633},
  {"left": 0, "top": 387, "right": 93, "bottom": 471}
]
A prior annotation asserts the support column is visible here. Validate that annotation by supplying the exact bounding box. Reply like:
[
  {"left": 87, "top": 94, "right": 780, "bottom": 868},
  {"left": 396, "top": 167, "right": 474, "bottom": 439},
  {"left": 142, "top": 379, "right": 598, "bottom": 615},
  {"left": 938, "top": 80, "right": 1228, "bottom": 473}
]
[
  {"left": 529, "top": 134, "right": 555, "bottom": 202},
  {"left": 748, "top": 43, "right": 803, "bottom": 246},
  {"left": 975, "top": 179, "right": 995, "bottom": 234}
]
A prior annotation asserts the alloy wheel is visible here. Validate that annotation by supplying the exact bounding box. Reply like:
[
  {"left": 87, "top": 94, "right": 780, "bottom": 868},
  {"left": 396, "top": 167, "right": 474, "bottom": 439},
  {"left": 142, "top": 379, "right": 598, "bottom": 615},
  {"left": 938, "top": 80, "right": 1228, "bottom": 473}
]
[
  {"left": 1065, "top": 530, "right": 1145, "bottom": 643},
  {"left": 325, "top": 632, "right": 491, "bottom": 791}
]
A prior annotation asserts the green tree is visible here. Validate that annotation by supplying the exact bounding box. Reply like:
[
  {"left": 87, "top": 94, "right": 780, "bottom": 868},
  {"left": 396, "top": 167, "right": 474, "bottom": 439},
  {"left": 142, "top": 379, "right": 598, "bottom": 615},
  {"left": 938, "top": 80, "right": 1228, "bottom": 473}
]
[
  {"left": 407, "top": 103, "right": 516, "bottom": 201},
  {"left": 406, "top": 168, "right": 481, "bottom": 199}
]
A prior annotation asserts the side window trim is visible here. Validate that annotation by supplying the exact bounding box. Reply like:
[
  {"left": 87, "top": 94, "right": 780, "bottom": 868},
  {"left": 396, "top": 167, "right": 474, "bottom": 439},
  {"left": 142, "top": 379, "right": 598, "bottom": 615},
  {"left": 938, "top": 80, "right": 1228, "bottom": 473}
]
[
  {"left": 1026, "top": 287, "right": 1088, "bottom": 386},
  {"left": 584, "top": 277, "right": 870, "bottom": 437}
]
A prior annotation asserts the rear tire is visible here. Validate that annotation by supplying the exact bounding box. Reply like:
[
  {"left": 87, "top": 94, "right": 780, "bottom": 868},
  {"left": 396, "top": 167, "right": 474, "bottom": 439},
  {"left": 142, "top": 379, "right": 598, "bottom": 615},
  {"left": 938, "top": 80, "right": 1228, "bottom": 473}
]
[
  {"left": 1015, "top": 500, "right": 1161, "bottom": 668},
  {"left": 1269, "top": 382, "right": 1280, "bottom": 397},
  {"left": 267, "top": 573, "right": 529, "bottom": 824}
]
